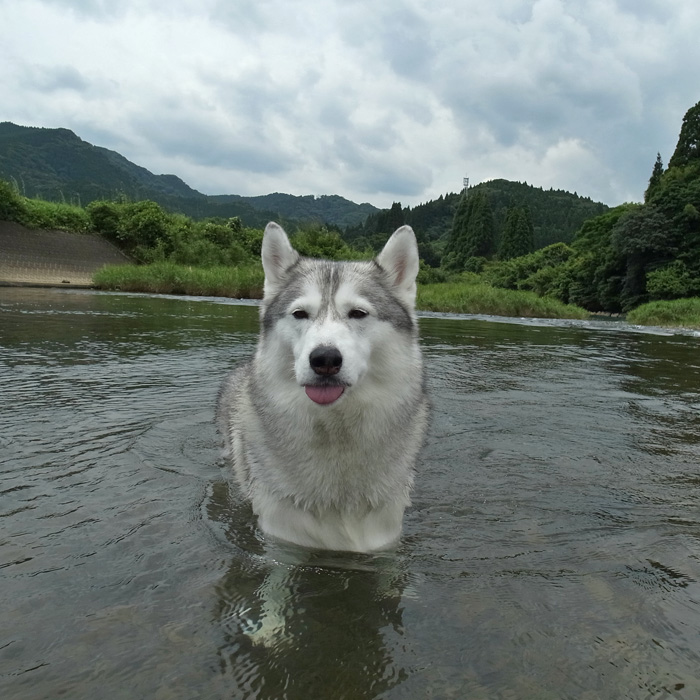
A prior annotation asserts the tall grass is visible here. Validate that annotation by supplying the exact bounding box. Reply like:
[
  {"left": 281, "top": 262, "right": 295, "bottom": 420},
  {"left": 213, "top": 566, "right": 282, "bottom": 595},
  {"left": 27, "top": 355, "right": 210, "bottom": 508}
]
[
  {"left": 95, "top": 263, "right": 591, "bottom": 317},
  {"left": 93, "top": 262, "right": 264, "bottom": 298},
  {"left": 626, "top": 297, "right": 700, "bottom": 329},
  {"left": 417, "top": 281, "right": 589, "bottom": 319}
]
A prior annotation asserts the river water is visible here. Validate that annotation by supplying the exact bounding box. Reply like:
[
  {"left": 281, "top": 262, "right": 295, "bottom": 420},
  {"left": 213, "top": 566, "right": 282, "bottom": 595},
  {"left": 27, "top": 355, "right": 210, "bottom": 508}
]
[{"left": 1, "top": 287, "right": 699, "bottom": 700}]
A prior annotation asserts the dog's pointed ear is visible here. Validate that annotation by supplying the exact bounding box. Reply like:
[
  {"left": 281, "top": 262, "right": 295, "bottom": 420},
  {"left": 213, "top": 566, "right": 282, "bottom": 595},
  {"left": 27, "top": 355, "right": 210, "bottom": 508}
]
[
  {"left": 376, "top": 225, "right": 420, "bottom": 306},
  {"left": 261, "top": 222, "right": 299, "bottom": 297}
]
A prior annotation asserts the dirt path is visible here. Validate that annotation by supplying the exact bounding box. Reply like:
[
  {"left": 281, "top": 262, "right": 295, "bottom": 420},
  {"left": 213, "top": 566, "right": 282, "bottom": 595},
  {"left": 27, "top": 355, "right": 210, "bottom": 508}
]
[{"left": 0, "top": 221, "right": 130, "bottom": 287}]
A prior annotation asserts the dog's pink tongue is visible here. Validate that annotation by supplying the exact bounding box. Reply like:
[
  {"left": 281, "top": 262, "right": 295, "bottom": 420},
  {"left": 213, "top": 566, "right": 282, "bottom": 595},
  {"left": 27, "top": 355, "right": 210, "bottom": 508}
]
[{"left": 305, "top": 385, "right": 344, "bottom": 405}]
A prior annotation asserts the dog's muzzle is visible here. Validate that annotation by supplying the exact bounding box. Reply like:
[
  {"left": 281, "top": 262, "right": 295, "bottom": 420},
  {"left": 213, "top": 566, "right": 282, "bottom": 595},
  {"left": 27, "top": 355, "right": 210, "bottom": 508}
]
[{"left": 305, "top": 346, "right": 345, "bottom": 404}]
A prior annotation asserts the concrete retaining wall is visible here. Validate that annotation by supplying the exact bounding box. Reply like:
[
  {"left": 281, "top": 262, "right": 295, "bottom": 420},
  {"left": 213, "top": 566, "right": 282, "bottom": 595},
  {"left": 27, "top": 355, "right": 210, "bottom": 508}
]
[{"left": 0, "top": 221, "right": 131, "bottom": 287}]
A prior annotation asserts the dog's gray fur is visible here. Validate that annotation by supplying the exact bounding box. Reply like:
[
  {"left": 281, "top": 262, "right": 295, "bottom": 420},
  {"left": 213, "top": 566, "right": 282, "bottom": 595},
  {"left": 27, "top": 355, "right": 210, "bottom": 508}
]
[{"left": 217, "top": 222, "right": 428, "bottom": 552}]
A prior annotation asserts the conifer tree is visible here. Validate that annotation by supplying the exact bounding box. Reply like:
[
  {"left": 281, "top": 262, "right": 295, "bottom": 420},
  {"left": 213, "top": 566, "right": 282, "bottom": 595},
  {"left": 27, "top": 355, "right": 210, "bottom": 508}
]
[
  {"left": 443, "top": 190, "right": 495, "bottom": 269},
  {"left": 668, "top": 100, "right": 700, "bottom": 169},
  {"left": 644, "top": 153, "right": 664, "bottom": 202},
  {"left": 499, "top": 206, "right": 534, "bottom": 260},
  {"left": 445, "top": 191, "right": 470, "bottom": 257},
  {"left": 385, "top": 201, "right": 405, "bottom": 232},
  {"left": 466, "top": 191, "right": 495, "bottom": 259}
]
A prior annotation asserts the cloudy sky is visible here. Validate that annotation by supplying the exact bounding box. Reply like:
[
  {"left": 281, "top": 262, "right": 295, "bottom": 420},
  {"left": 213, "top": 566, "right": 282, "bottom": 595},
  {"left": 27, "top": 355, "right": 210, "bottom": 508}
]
[{"left": 1, "top": 0, "right": 698, "bottom": 209}]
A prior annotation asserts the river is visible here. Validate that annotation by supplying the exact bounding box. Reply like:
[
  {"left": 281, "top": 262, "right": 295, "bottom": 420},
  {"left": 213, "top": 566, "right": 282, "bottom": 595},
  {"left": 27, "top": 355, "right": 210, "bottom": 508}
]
[{"left": 1, "top": 287, "right": 699, "bottom": 699}]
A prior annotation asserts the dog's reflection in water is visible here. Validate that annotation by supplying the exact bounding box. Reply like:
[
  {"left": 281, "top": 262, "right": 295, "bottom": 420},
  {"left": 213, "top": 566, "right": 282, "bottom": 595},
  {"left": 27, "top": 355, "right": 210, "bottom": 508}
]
[{"left": 210, "top": 488, "right": 416, "bottom": 699}]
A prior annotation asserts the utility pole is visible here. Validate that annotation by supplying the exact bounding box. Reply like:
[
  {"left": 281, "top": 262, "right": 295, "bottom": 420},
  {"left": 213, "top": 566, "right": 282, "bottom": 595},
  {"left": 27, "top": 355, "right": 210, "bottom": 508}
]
[{"left": 462, "top": 176, "right": 469, "bottom": 191}]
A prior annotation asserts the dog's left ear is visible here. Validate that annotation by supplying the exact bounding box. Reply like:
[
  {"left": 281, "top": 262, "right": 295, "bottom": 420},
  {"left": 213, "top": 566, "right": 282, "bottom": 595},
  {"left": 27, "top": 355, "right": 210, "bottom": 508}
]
[
  {"left": 261, "top": 222, "right": 300, "bottom": 297},
  {"left": 376, "top": 225, "right": 420, "bottom": 306}
]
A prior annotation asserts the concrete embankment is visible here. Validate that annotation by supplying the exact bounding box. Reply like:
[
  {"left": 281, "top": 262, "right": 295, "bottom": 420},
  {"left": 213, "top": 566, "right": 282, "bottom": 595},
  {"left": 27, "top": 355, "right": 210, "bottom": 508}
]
[{"left": 0, "top": 221, "right": 130, "bottom": 287}]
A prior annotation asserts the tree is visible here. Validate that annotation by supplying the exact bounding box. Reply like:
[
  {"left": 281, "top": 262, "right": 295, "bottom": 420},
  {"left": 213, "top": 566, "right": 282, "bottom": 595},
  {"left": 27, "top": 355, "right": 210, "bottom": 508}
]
[
  {"left": 499, "top": 206, "right": 534, "bottom": 260},
  {"left": 668, "top": 100, "right": 700, "bottom": 169},
  {"left": 385, "top": 201, "right": 405, "bottom": 232},
  {"left": 644, "top": 153, "right": 664, "bottom": 203},
  {"left": 291, "top": 225, "right": 367, "bottom": 260},
  {"left": 118, "top": 200, "right": 169, "bottom": 252},
  {"left": 611, "top": 205, "right": 676, "bottom": 310},
  {"left": 443, "top": 190, "right": 495, "bottom": 269},
  {"left": 0, "top": 178, "right": 27, "bottom": 221}
]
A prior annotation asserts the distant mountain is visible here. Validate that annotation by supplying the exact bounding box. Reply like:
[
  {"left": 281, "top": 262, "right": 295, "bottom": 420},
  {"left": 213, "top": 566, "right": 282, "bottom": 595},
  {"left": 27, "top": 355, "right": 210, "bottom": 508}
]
[
  {"left": 211, "top": 193, "right": 379, "bottom": 229},
  {"left": 0, "top": 122, "right": 379, "bottom": 228},
  {"left": 0, "top": 122, "right": 608, "bottom": 241}
]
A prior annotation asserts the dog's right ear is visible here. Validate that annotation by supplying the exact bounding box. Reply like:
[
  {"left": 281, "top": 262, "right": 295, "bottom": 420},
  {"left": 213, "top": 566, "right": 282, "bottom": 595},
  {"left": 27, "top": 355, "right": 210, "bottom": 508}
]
[{"left": 261, "top": 222, "right": 300, "bottom": 297}]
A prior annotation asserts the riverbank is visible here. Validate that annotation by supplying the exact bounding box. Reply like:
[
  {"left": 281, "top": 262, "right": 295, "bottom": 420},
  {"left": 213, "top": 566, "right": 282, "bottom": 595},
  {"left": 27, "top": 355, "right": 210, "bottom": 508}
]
[
  {"left": 93, "top": 262, "right": 591, "bottom": 320},
  {"left": 2, "top": 221, "right": 699, "bottom": 328},
  {"left": 90, "top": 265, "right": 700, "bottom": 329},
  {"left": 93, "top": 261, "right": 264, "bottom": 298},
  {"left": 626, "top": 297, "right": 700, "bottom": 329}
]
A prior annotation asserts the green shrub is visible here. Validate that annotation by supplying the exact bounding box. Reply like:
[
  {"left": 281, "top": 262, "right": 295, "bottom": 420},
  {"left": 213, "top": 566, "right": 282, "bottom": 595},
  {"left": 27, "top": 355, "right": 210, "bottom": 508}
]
[
  {"left": 463, "top": 256, "right": 487, "bottom": 274},
  {"left": 87, "top": 200, "right": 122, "bottom": 240},
  {"left": 291, "top": 226, "right": 371, "bottom": 260},
  {"left": 21, "top": 198, "right": 92, "bottom": 232},
  {"left": 416, "top": 261, "right": 448, "bottom": 285},
  {"left": 646, "top": 261, "right": 699, "bottom": 299},
  {"left": 117, "top": 201, "right": 170, "bottom": 254},
  {"left": 0, "top": 179, "right": 26, "bottom": 221},
  {"left": 485, "top": 243, "right": 575, "bottom": 291}
]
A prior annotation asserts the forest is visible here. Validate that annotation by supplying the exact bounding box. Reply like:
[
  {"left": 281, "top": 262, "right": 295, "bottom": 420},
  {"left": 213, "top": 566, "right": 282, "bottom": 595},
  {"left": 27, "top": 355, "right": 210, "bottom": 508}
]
[
  {"left": 351, "top": 100, "right": 700, "bottom": 315},
  {"left": 469, "top": 100, "right": 700, "bottom": 313}
]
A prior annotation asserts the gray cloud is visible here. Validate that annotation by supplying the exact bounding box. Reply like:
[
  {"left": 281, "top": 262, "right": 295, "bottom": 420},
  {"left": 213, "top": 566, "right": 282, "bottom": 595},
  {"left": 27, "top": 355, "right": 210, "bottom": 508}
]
[
  {"left": 132, "top": 110, "right": 300, "bottom": 175},
  {"left": 22, "top": 64, "right": 91, "bottom": 93},
  {"left": 33, "top": 0, "right": 127, "bottom": 19},
  {"left": 1, "top": 0, "right": 699, "bottom": 207}
]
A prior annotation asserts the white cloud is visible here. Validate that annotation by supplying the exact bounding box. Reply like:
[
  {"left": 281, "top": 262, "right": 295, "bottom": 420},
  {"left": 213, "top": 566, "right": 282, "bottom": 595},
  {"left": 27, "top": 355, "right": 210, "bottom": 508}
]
[{"left": 0, "top": 0, "right": 699, "bottom": 208}]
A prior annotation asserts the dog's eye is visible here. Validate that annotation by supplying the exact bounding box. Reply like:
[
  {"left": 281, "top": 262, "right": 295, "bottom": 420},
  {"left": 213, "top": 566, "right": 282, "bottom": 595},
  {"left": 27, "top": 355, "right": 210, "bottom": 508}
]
[
  {"left": 292, "top": 309, "right": 309, "bottom": 320},
  {"left": 348, "top": 309, "right": 368, "bottom": 320}
]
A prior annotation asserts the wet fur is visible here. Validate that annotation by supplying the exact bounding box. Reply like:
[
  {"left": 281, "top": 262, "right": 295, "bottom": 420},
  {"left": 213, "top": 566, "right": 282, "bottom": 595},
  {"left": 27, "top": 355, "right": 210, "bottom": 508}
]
[{"left": 217, "top": 223, "right": 428, "bottom": 552}]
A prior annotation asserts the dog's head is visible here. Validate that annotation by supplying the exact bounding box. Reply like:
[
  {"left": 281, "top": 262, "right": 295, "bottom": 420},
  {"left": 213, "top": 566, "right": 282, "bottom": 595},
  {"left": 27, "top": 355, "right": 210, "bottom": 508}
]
[{"left": 257, "top": 222, "right": 420, "bottom": 406}]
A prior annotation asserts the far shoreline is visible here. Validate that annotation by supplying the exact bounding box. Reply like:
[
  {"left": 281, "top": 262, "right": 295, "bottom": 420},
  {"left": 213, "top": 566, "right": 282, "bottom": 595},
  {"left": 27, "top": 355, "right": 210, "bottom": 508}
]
[{"left": 4, "top": 280, "right": 700, "bottom": 335}]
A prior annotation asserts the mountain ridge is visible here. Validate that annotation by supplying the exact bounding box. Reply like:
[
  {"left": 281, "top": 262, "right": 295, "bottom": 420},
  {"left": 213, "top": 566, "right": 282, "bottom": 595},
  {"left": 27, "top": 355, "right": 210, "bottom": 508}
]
[
  {"left": 0, "top": 122, "right": 379, "bottom": 228},
  {"left": 0, "top": 122, "right": 610, "bottom": 243}
]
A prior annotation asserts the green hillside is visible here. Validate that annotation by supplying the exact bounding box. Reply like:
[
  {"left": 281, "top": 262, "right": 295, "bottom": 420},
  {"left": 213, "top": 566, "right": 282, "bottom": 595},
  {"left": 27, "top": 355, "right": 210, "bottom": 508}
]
[
  {"left": 0, "top": 122, "right": 202, "bottom": 203},
  {"left": 0, "top": 122, "right": 378, "bottom": 228},
  {"left": 346, "top": 180, "right": 609, "bottom": 265},
  {"left": 210, "top": 193, "right": 379, "bottom": 229}
]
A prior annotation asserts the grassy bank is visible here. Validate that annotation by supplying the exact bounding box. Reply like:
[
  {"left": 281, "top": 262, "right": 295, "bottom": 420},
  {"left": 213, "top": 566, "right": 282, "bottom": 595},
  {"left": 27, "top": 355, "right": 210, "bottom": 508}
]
[
  {"left": 93, "top": 262, "right": 264, "bottom": 298},
  {"left": 626, "top": 297, "right": 700, "bottom": 329},
  {"left": 94, "top": 263, "right": 590, "bottom": 318},
  {"left": 417, "top": 281, "right": 589, "bottom": 319}
]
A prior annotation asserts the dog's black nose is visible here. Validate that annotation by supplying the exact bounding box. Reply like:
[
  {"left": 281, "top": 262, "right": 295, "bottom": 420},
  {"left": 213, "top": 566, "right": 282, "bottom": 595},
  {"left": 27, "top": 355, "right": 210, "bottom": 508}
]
[{"left": 309, "top": 346, "right": 343, "bottom": 376}]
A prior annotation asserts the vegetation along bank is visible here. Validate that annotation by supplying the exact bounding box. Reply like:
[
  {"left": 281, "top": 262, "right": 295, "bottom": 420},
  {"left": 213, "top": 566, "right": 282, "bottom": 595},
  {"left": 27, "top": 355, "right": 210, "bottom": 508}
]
[{"left": 1, "top": 99, "right": 700, "bottom": 328}]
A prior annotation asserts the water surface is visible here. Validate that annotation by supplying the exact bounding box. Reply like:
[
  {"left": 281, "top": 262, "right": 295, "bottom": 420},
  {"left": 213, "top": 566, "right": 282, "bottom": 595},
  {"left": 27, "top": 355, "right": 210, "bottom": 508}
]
[{"left": 1, "top": 288, "right": 699, "bottom": 699}]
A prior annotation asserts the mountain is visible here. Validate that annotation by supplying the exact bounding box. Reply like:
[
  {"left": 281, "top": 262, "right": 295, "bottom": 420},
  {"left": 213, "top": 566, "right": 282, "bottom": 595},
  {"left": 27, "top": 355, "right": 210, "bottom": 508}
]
[
  {"left": 0, "top": 122, "right": 379, "bottom": 228},
  {"left": 464, "top": 179, "right": 610, "bottom": 248},
  {"left": 0, "top": 122, "right": 202, "bottom": 202},
  {"left": 210, "top": 193, "right": 379, "bottom": 229},
  {"left": 0, "top": 122, "right": 607, "bottom": 241}
]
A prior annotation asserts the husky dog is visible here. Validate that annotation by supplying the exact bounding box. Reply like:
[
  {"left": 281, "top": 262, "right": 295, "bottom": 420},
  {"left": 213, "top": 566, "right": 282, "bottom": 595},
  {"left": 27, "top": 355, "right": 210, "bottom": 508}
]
[{"left": 217, "top": 222, "right": 428, "bottom": 552}]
